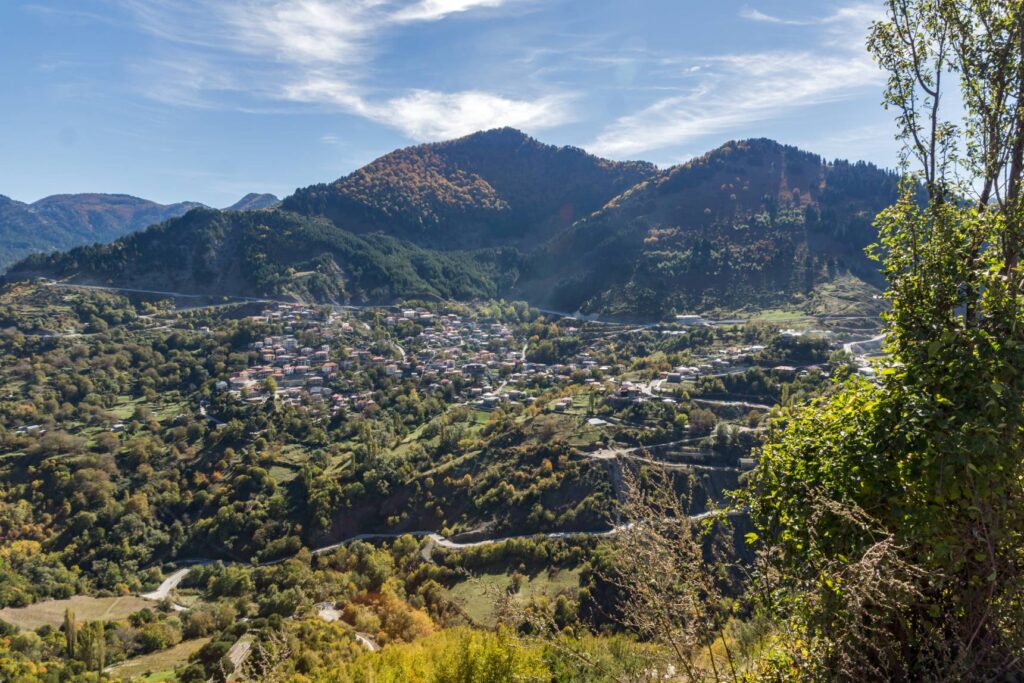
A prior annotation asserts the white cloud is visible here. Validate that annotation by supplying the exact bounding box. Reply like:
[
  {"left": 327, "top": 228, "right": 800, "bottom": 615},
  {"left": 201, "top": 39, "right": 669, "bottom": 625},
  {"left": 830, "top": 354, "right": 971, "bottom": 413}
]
[
  {"left": 222, "top": 1, "right": 377, "bottom": 64},
  {"left": 740, "top": 3, "right": 882, "bottom": 27},
  {"left": 284, "top": 75, "right": 373, "bottom": 114},
  {"left": 378, "top": 89, "right": 572, "bottom": 138},
  {"left": 391, "top": 0, "right": 515, "bottom": 23},
  {"left": 120, "top": 0, "right": 526, "bottom": 62},
  {"left": 590, "top": 51, "right": 880, "bottom": 157},
  {"left": 739, "top": 8, "right": 811, "bottom": 26},
  {"left": 286, "top": 76, "right": 573, "bottom": 139}
]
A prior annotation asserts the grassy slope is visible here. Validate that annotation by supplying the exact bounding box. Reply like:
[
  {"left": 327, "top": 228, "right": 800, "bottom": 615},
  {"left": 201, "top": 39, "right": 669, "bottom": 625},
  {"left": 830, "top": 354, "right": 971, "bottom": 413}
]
[
  {"left": 0, "top": 595, "right": 153, "bottom": 630},
  {"left": 447, "top": 568, "right": 582, "bottom": 626},
  {"left": 105, "top": 637, "right": 212, "bottom": 682}
]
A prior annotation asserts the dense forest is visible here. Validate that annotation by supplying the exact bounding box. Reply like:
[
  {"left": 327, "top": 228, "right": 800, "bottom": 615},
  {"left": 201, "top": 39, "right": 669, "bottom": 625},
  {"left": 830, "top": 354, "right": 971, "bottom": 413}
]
[
  {"left": 524, "top": 139, "right": 901, "bottom": 317},
  {"left": 282, "top": 127, "right": 656, "bottom": 250},
  {"left": 6, "top": 209, "right": 513, "bottom": 304}
]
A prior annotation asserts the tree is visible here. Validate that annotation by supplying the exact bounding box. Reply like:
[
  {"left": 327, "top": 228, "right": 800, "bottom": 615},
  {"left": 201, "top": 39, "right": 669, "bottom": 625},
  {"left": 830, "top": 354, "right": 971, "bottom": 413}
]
[
  {"left": 517, "top": 466, "right": 739, "bottom": 682},
  {"left": 62, "top": 607, "right": 76, "bottom": 659},
  {"left": 77, "top": 621, "right": 106, "bottom": 675},
  {"left": 687, "top": 408, "right": 716, "bottom": 437},
  {"left": 745, "top": 1, "right": 1024, "bottom": 678}
]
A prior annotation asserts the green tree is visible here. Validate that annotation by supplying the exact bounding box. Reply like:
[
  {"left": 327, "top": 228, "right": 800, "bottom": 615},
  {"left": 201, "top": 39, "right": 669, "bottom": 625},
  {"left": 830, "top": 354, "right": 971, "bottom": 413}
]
[
  {"left": 62, "top": 607, "right": 76, "bottom": 659},
  {"left": 77, "top": 621, "right": 106, "bottom": 675},
  {"left": 747, "top": 1, "right": 1024, "bottom": 678}
]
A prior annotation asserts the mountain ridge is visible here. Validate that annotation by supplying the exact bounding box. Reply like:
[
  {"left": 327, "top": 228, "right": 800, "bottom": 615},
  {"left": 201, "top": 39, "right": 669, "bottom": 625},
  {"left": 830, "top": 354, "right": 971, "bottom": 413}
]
[
  {"left": 225, "top": 193, "right": 280, "bottom": 211},
  {"left": 0, "top": 192, "right": 288, "bottom": 271},
  {"left": 282, "top": 127, "right": 657, "bottom": 249},
  {"left": 516, "top": 138, "right": 899, "bottom": 317},
  {"left": 4, "top": 132, "right": 902, "bottom": 320}
]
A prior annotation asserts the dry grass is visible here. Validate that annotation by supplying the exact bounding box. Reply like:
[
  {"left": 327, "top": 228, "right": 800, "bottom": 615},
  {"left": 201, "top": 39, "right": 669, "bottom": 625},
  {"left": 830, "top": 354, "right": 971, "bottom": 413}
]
[
  {"left": 0, "top": 595, "right": 153, "bottom": 630},
  {"left": 105, "top": 637, "right": 212, "bottom": 681},
  {"left": 447, "top": 568, "right": 582, "bottom": 626}
]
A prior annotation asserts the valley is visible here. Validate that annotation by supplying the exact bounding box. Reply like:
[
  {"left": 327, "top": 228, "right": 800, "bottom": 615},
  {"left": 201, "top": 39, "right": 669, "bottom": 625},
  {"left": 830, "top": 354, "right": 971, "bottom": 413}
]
[
  {"left": 0, "top": 279, "right": 875, "bottom": 680},
  {"left": 2, "top": 0, "right": 1022, "bottom": 678}
]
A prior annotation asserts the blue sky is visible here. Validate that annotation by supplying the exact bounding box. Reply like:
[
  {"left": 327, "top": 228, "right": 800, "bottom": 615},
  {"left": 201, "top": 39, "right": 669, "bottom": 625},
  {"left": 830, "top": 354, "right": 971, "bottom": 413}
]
[{"left": 0, "top": 1, "right": 899, "bottom": 207}]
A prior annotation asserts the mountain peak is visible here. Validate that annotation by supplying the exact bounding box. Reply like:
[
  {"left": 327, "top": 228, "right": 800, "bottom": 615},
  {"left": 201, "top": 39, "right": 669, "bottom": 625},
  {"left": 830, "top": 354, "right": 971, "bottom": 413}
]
[
  {"left": 0, "top": 193, "right": 209, "bottom": 270},
  {"left": 281, "top": 129, "right": 657, "bottom": 249},
  {"left": 225, "top": 193, "right": 281, "bottom": 211},
  {"left": 457, "top": 126, "right": 532, "bottom": 142},
  {"left": 442, "top": 127, "right": 539, "bottom": 150}
]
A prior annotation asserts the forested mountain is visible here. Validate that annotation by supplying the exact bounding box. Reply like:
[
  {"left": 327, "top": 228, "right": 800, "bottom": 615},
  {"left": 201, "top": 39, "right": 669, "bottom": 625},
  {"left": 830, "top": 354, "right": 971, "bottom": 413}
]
[
  {"left": 516, "top": 139, "right": 901, "bottom": 317},
  {"left": 0, "top": 193, "right": 206, "bottom": 270},
  {"left": 224, "top": 193, "right": 280, "bottom": 211},
  {"left": 4, "top": 133, "right": 902, "bottom": 319},
  {"left": 7, "top": 208, "right": 509, "bottom": 303},
  {"left": 0, "top": 192, "right": 290, "bottom": 272},
  {"left": 282, "top": 127, "right": 657, "bottom": 249}
]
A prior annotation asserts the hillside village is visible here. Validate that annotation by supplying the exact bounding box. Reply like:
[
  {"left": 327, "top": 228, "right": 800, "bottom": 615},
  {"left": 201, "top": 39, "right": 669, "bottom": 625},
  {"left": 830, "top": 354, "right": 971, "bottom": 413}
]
[{"left": 218, "top": 302, "right": 874, "bottom": 442}]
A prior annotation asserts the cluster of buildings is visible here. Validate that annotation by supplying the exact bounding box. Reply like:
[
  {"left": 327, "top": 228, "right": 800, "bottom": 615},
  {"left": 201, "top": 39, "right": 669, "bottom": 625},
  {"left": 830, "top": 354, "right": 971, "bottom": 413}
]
[
  {"left": 217, "top": 304, "right": 349, "bottom": 413},
  {"left": 662, "top": 345, "right": 768, "bottom": 383},
  {"left": 216, "top": 304, "right": 548, "bottom": 416},
  {"left": 213, "top": 303, "right": 853, "bottom": 424}
]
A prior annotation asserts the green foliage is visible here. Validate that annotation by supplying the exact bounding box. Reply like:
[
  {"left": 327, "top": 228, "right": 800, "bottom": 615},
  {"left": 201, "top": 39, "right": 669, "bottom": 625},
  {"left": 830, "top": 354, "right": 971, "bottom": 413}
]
[
  {"left": 307, "top": 626, "right": 651, "bottom": 683},
  {"left": 7, "top": 208, "right": 504, "bottom": 305},
  {"left": 746, "top": 1, "right": 1024, "bottom": 677}
]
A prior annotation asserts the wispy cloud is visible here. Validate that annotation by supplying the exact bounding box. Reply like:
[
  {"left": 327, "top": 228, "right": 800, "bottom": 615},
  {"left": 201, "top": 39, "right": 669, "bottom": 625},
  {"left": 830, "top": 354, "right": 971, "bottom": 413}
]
[
  {"left": 287, "top": 76, "right": 574, "bottom": 138},
  {"left": 118, "top": 1, "right": 384, "bottom": 66},
  {"left": 391, "top": 0, "right": 521, "bottom": 23},
  {"left": 116, "top": 0, "right": 570, "bottom": 140},
  {"left": 591, "top": 52, "right": 879, "bottom": 157},
  {"left": 590, "top": 3, "right": 883, "bottom": 158},
  {"left": 225, "top": 2, "right": 374, "bottom": 64},
  {"left": 739, "top": 8, "right": 812, "bottom": 26},
  {"left": 740, "top": 3, "right": 882, "bottom": 27}
]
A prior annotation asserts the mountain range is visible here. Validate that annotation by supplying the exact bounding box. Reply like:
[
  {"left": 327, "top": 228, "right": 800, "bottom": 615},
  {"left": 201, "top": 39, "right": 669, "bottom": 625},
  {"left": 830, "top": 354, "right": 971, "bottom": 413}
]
[
  {"left": 0, "top": 192, "right": 280, "bottom": 270},
  {"left": 3, "top": 129, "right": 900, "bottom": 319}
]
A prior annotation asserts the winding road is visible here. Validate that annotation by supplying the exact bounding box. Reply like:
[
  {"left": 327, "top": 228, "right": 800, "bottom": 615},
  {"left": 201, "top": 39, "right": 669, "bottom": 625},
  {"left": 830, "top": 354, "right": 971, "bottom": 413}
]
[
  {"left": 141, "top": 567, "right": 192, "bottom": 601},
  {"left": 139, "top": 507, "right": 740, "bottom": 606},
  {"left": 692, "top": 398, "right": 774, "bottom": 411},
  {"left": 43, "top": 280, "right": 286, "bottom": 305}
]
